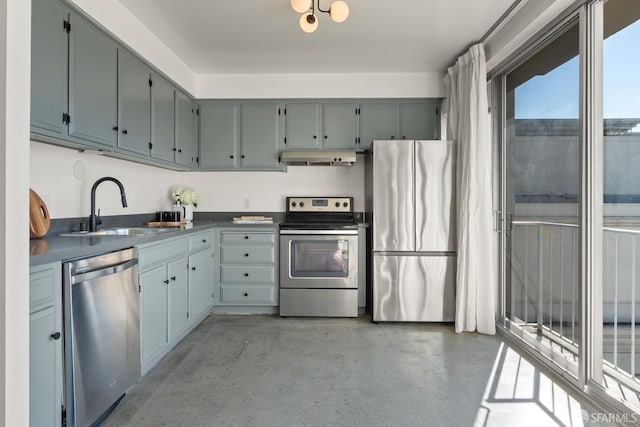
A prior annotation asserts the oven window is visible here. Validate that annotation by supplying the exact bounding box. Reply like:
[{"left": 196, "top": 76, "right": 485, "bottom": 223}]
[{"left": 291, "top": 240, "right": 350, "bottom": 277}]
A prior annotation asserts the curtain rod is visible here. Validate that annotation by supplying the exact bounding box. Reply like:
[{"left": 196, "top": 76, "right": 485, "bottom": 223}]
[{"left": 479, "top": 0, "right": 525, "bottom": 43}]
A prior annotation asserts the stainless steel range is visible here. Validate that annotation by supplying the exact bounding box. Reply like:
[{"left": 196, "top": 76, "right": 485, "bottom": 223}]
[{"left": 279, "top": 197, "right": 359, "bottom": 317}]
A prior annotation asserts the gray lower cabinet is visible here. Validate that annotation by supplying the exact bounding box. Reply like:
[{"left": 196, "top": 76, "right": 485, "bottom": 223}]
[
  {"left": 117, "top": 49, "right": 151, "bottom": 157},
  {"left": 188, "top": 231, "right": 215, "bottom": 320},
  {"left": 215, "top": 229, "right": 278, "bottom": 307},
  {"left": 29, "top": 262, "right": 63, "bottom": 427},
  {"left": 175, "top": 91, "right": 198, "bottom": 168},
  {"left": 150, "top": 73, "right": 176, "bottom": 163},
  {"left": 30, "top": 0, "right": 68, "bottom": 139},
  {"left": 199, "top": 101, "right": 283, "bottom": 170},
  {"left": 68, "top": 12, "right": 118, "bottom": 149}
]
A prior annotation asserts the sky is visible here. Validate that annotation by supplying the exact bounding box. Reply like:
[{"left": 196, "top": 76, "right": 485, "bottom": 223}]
[{"left": 514, "top": 19, "right": 640, "bottom": 119}]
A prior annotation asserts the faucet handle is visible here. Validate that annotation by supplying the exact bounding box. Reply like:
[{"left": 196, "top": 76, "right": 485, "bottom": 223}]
[{"left": 96, "top": 209, "right": 102, "bottom": 226}]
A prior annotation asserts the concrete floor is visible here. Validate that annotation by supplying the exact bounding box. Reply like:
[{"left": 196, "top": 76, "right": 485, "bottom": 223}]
[{"left": 103, "top": 315, "right": 605, "bottom": 427}]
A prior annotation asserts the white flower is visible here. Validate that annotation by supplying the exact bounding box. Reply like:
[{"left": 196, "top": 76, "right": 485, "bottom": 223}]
[{"left": 170, "top": 187, "right": 200, "bottom": 207}]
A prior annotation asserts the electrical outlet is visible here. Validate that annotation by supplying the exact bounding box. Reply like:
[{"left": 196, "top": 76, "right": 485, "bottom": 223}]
[{"left": 243, "top": 198, "right": 250, "bottom": 209}]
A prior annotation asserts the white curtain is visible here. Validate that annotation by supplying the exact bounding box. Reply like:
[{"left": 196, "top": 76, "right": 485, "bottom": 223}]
[{"left": 444, "top": 43, "right": 495, "bottom": 335}]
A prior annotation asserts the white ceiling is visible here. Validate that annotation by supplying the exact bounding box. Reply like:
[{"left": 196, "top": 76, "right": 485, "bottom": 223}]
[{"left": 116, "top": 0, "right": 515, "bottom": 75}]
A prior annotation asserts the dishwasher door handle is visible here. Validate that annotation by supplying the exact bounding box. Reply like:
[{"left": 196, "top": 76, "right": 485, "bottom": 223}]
[{"left": 70, "top": 258, "right": 139, "bottom": 285}]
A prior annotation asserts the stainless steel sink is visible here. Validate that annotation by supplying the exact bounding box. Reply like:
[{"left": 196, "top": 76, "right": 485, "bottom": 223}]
[{"left": 60, "top": 227, "right": 175, "bottom": 237}]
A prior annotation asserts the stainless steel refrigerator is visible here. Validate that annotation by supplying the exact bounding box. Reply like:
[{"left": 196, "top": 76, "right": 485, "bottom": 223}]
[{"left": 366, "top": 140, "right": 456, "bottom": 322}]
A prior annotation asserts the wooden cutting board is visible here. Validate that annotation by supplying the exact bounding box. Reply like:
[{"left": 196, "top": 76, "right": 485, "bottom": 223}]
[{"left": 29, "top": 188, "right": 50, "bottom": 239}]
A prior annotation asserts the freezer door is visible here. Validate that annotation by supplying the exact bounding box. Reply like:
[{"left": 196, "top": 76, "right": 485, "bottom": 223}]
[
  {"left": 372, "top": 140, "right": 415, "bottom": 251},
  {"left": 373, "top": 255, "right": 455, "bottom": 322},
  {"left": 415, "top": 140, "right": 456, "bottom": 252}
]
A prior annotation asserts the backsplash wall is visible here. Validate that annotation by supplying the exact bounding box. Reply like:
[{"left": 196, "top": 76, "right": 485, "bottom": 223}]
[{"left": 30, "top": 142, "right": 366, "bottom": 219}]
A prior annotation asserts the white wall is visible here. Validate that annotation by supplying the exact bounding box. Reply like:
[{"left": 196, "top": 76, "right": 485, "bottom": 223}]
[
  {"left": 30, "top": 142, "right": 366, "bottom": 218},
  {"left": 196, "top": 72, "right": 446, "bottom": 99},
  {"left": 1, "top": 0, "right": 31, "bottom": 425}
]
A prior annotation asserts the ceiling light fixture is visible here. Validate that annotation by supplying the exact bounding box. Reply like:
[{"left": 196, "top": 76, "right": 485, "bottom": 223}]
[{"left": 290, "top": 0, "right": 350, "bottom": 33}]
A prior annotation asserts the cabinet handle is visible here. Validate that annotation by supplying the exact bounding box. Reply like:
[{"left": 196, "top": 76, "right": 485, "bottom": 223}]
[
  {"left": 122, "top": 129, "right": 128, "bottom": 135},
  {"left": 178, "top": 149, "right": 182, "bottom": 153},
  {"left": 171, "top": 276, "right": 176, "bottom": 281},
  {"left": 313, "top": 135, "right": 317, "bottom": 139},
  {"left": 244, "top": 253, "right": 249, "bottom": 257},
  {"left": 391, "top": 135, "right": 395, "bottom": 139},
  {"left": 163, "top": 279, "right": 170, "bottom": 284},
  {"left": 243, "top": 292, "right": 248, "bottom": 297},
  {"left": 241, "top": 155, "right": 245, "bottom": 159},
  {"left": 244, "top": 273, "right": 249, "bottom": 277},
  {"left": 112, "top": 126, "right": 118, "bottom": 131},
  {"left": 192, "top": 266, "right": 197, "bottom": 271},
  {"left": 202, "top": 239, "right": 207, "bottom": 243},
  {"left": 51, "top": 332, "right": 61, "bottom": 340},
  {"left": 244, "top": 236, "right": 249, "bottom": 240},
  {"left": 402, "top": 136, "right": 406, "bottom": 139},
  {"left": 324, "top": 135, "right": 328, "bottom": 139},
  {"left": 230, "top": 155, "right": 234, "bottom": 159}
]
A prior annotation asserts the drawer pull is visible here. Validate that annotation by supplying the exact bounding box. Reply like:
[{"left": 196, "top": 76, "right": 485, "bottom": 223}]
[
  {"left": 244, "top": 236, "right": 249, "bottom": 240},
  {"left": 244, "top": 253, "right": 249, "bottom": 257},
  {"left": 244, "top": 273, "right": 249, "bottom": 277},
  {"left": 170, "top": 276, "right": 176, "bottom": 281},
  {"left": 51, "top": 332, "right": 61, "bottom": 341},
  {"left": 191, "top": 266, "right": 197, "bottom": 271},
  {"left": 202, "top": 239, "right": 207, "bottom": 243},
  {"left": 163, "top": 279, "right": 170, "bottom": 284},
  {"left": 243, "top": 292, "right": 248, "bottom": 297}
]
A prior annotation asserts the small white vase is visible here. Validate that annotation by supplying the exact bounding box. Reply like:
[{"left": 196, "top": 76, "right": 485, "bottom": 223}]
[{"left": 182, "top": 204, "right": 194, "bottom": 223}]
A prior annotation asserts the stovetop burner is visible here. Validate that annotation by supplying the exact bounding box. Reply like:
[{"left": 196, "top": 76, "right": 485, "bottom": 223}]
[{"left": 281, "top": 196, "right": 357, "bottom": 230}]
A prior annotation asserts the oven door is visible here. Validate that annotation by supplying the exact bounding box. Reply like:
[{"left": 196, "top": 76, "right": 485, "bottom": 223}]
[{"left": 280, "top": 230, "right": 358, "bottom": 289}]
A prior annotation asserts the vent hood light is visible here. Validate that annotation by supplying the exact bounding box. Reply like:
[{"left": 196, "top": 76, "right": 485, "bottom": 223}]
[{"left": 280, "top": 150, "right": 356, "bottom": 166}]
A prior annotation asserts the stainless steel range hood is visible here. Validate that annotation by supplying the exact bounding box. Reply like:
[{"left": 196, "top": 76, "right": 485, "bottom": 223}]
[{"left": 280, "top": 150, "right": 357, "bottom": 166}]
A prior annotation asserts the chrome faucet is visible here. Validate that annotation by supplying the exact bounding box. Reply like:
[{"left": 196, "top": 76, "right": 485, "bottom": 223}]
[{"left": 90, "top": 177, "right": 128, "bottom": 232}]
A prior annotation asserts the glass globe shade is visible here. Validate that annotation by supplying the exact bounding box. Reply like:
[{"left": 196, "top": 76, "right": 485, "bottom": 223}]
[
  {"left": 300, "top": 12, "right": 318, "bottom": 33},
  {"left": 291, "top": 0, "right": 311, "bottom": 13},
  {"left": 330, "top": 1, "right": 349, "bottom": 23}
]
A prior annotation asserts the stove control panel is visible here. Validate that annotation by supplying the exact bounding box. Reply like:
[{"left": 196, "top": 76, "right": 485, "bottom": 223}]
[{"left": 287, "top": 197, "right": 353, "bottom": 213}]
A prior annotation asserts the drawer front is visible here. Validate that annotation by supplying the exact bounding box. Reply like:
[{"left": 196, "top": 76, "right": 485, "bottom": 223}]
[
  {"left": 29, "top": 266, "right": 57, "bottom": 311},
  {"left": 139, "top": 237, "right": 188, "bottom": 270},
  {"left": 220, "top": 265, "right": 275, "bottom": 284},
  {"left": 220, "top": 284, "right": 275, "bottom": 305},
  {"left": 220, "top": 246, "right": 275, "bottom": 264},
  {"left": 189, "top": 230, "right": 214, "bottom": 253},
  {"left": 220, "top": 231, "right": 275, "bottom": 244}
]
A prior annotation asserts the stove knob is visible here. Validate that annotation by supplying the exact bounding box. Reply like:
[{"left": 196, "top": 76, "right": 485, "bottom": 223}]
[
  {"left": 335, "top": 202, "right": 340, "bottom": 207},
  {"left": 343, "top": 202, "right": 349, "bottom": 207},
  {"left": 292, "top": 202, "right": 297, "bottom": 207},
  {"left": 300, "top": 202, "right": 305, "bottom": 207}
]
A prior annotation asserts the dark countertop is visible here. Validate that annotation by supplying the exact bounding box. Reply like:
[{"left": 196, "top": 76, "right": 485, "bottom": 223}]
[{"left": 30, "top": 213, "right": 283, "bottom": 267}]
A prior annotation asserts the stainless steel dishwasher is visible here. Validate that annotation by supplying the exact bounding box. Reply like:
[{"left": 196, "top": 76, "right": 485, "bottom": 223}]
[{"left": 63, "top": 248, "right": 140, "bottom": 427}]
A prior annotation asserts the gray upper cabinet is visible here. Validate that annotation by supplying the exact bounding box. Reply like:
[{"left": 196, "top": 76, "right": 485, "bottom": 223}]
[
  {"left": 284, "top": 103, "right": 320, "bottom": 149},
  {"left": 175, "top": 91, "right": 197, "bottom": 168},
  {"left": 68, "top": 12, "right": 118, "bottom": 149},
  {"left": 31, "top": 0, "right": 68, "bottom": 139},
  {"left": 240, "top": 103, "right": 282, "bottom": 169},
  {"left": 199, "top": 103, "right": 239, "bottom": 169},
  {"left": 117, "top": 49, "right": 151, "bottom": 157},
  {"left": 359, "top": 102, "right": 399, "bottom": 151},
  {"left": 400, "top": 102, "right": 439, "bottom": 140},
  {"left": 322, "top": 103, "right": 357, "bottom": 149},
  {"left": 150, "top": 73, "right": 175, "bottom": 163}
]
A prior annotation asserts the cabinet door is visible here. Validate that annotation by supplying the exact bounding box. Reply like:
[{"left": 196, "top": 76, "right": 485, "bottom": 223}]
[
  {"left": 359, "top": 102, "right": 399, "bottom": 151},
  {"left": 285, "top": 103, "right": 320, "bottom": 149},
  {"left": 189, "top": 249, "right": 214, "bottom": 320},
  {"left": 199, "top": 103, "right": 239, "bottom": 169},
  {"left": 175, "top": 91, "right": 197, "bottom": 168},
  {"left": 117, "top": 49, "right": 151, "bottom": 156},
  {"left": 68, "top": 13, "right": 118, "bottom": 148},
  {"left": 140, "top": 265, "right": 168, "bottom": 363},
  {"left": 240, "top": 103, "right": 282, "bottom": 169},
  {"left": 30, "top": 306, "right": 62, "bottom": 427},
  {"left": 322, "top": 103, "right": 357, "bottom": 149},
  {"left": 31, "top": 0, "right": 68, "bottom": 138},
  {"left": 167, "top": 257, "right": 189, "bottom": 341},
  {"left": 400, "top": 102, "right": 439, "bottom": 140},
  {"left": 150, "top": 73, "right": 175, "bottom": 163}
]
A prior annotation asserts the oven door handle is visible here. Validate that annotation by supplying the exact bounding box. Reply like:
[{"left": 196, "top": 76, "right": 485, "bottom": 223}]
[{"left": 279, "top": 229, "right": 359, "bottom": 235}]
